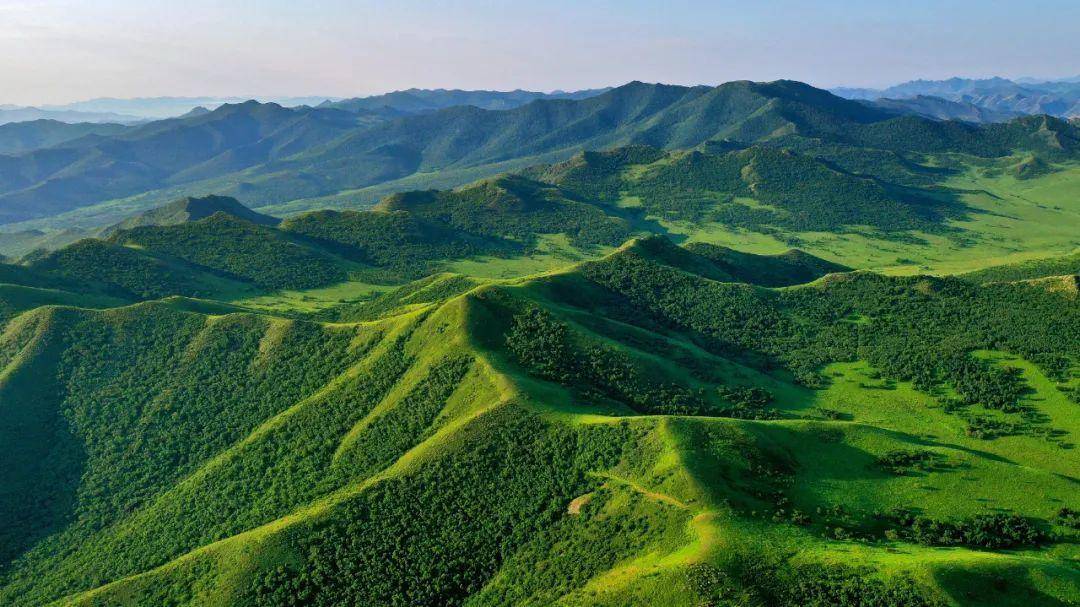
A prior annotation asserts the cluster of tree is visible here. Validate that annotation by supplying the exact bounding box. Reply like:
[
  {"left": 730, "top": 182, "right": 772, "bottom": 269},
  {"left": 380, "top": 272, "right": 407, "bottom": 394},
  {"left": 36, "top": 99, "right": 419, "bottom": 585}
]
[
  {"left": 963, "top": 415, "right": 1023, "bottom": 440},
  {"left": 884, "top": 510, "right": 1043, "bottom": 549},
  {"left": 687, "top": 558, "right": 940, "bottom": 607},
  {"left": 873, "top": 449, "right": 942, "bottom": 475},
  {"left": 716, "top": 385, "right": 778, "bottom": 419},
  {"left": 945, "top": 356, "right": 1027, "bottom": 412},
  {"left": 1056, "top": 507, "right": 1080, "bottom": 530}
]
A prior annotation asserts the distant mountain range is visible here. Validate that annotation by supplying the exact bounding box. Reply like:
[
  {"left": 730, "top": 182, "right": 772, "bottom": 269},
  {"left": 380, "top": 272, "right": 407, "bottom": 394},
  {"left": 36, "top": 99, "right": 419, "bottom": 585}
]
[
  {"left": 0, "top": 89, "right": 611, "bottom": 124},
  {"left": 833, "top": 76, "right": 1080, "bottom": 118},
  {"left": 0, "top": 120, "right": 131, "bottom": 154},
  {"left": 320, "top": 87, "right": 611, "bottom": 115},
  {"left": 0, "top": 98, "right": 336, "bottom": 125},
  {"left": 0, "top": 107, "right": 143, "bottom": 125},
  {"left": 0, "top": 79, "right": 1078, "bottom": 234}
]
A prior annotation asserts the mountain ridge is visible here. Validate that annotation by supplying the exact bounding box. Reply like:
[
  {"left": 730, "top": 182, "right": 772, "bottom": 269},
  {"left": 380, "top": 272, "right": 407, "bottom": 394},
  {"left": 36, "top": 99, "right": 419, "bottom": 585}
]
[{"left": 3, "top": 79, "right": 1077, "bottom": 230}]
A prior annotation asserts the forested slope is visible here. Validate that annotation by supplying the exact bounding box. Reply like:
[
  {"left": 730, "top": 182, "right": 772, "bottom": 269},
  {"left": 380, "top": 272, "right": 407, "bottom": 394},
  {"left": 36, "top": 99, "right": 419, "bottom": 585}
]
[{"left": 0, "top": 237, "right": 1076, "bottom": 606}]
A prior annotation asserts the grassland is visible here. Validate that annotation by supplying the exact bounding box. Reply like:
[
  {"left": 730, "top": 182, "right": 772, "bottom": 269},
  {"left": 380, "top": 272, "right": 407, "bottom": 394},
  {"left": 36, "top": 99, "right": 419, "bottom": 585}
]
[{"left": 672, "top": 161, "right": 1080, "bottom": 275}]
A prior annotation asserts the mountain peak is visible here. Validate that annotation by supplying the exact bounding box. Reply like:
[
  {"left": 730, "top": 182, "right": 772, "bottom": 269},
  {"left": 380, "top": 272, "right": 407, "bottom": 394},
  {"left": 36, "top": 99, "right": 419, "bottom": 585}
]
[{"left": 104, "top": 195, "right": 279, "bottom": 235}]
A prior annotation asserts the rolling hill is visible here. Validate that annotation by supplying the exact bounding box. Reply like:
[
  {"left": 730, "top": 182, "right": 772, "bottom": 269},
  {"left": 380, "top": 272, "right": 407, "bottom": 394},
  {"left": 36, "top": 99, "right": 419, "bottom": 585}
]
[{"left": 0, "top": 236, "right": 1076, "bottom": 606}]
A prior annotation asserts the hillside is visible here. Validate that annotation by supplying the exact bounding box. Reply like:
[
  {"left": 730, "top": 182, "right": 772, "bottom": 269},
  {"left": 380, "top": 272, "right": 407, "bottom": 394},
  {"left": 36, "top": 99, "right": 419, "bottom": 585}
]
[
  {"left": 0, "top": 236, "right": 1076, "bottom": 606},
  {"left": 0, "top": 102, "right": 365, "bottom": 223},
  {"left": 0, "top": 120, "right": 130, "bottom": 155},
  {"left": 865, "top": 95, "right": 1022, "bottom": 123},
  {"left": 103, "top": 195, "right": 280, "bottom": 235}
]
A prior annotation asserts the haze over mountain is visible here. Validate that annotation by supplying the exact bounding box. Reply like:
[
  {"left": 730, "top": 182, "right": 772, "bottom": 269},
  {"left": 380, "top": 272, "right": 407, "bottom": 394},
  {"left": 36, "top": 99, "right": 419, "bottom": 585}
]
[
  {"left": 33, "top": 96, "right": 345, "bottom": 120},
  {"left": 0, "top": 107, "right": 143, "bottom": 126},
  {"left": 0, "top": 89, "right": 611, "bottom": 126},
  {"left": 833, "top": 76, "right": 1080, "bottom": 118},
  {"left": 0, "top": 120, "right": 131, "bottom": 154},
  {"left": 320, "top": 87, "right": 611, "bottom": 114}
]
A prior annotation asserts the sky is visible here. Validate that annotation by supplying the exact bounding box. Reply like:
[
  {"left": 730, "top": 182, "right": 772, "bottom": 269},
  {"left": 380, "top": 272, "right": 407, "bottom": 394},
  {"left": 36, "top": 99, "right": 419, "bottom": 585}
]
[{"left": 1, "top": 0, "right": 1078, "bottom": 105}]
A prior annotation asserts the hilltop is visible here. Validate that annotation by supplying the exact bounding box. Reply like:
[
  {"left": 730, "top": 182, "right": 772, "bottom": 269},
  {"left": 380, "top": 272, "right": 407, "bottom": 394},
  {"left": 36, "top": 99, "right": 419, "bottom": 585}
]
[{"left": 102, "top": 195, "right": 280, "bottom": 235}]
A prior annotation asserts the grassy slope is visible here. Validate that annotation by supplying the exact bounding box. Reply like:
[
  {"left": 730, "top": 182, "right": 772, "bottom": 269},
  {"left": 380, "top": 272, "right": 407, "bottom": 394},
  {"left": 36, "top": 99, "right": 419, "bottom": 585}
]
[
  {"left": 674, "top": 161, "right": 1080, "bottom": 275},
  {"left": 0, "top": 239, "right": 1076, "bottom": 606}
]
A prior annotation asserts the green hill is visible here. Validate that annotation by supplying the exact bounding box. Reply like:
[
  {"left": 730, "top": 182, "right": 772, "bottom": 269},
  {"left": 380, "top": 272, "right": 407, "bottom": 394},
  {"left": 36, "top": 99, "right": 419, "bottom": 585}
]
[
  {"left": 108, "top": 214, "right": 350, "bottom": 291},
  {"left": 531, "top": 144, "right": 965, "bottom": 232},
  {"left": 0, "top": 102, "right": 363, "bottom": 224},
  {"left": 0, "top": 236, "right": 1076, "bottom": 606},
  {"left": 28, "top": 239, "right": 244, "bottom": 299}
]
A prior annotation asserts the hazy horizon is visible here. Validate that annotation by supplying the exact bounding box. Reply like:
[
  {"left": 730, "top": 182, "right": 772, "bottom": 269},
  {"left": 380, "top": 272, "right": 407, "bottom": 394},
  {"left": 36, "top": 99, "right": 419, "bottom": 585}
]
[
  {"left": 1, "top": 0, "right": 1078, "bottom": 106},
  {"left": 5, "top": 74, "right": 1080, "bottom": 110}
]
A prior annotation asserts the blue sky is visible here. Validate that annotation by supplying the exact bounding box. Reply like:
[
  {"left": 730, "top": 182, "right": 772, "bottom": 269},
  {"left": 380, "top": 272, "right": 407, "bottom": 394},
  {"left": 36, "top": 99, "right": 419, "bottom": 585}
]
[{"left": 1, "top": 0, "right": 1077, "bottom": 104}]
